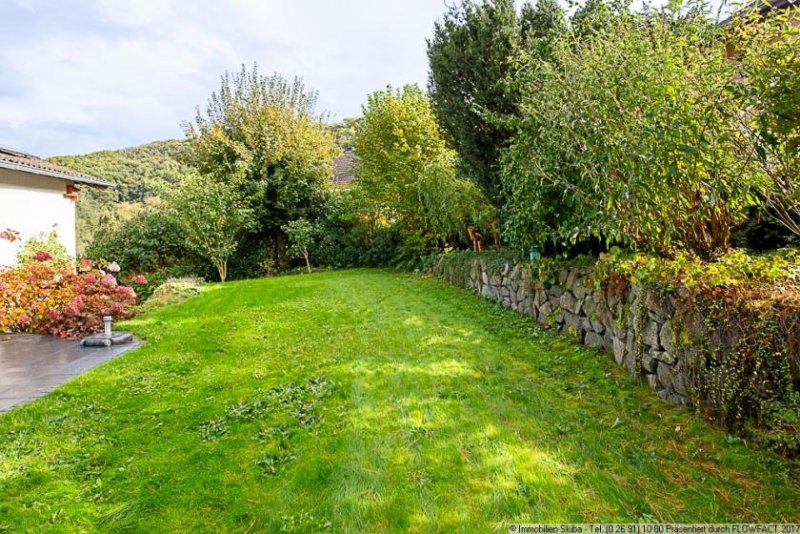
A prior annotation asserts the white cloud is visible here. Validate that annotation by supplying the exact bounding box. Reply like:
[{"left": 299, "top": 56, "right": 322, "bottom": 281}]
[
  {"left": 0, "top": 0, "right": 449, "bottom": 155},
  {"left": 91, "top": 0, "right": 176, "bottom": 27}
]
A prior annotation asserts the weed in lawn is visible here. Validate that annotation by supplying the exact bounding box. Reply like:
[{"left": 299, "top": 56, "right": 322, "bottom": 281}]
[
  {"left": 257, "top": 451, "right": 296, "bottom": 476},
  {"left": 198, "top": 416, "right": 229, "bottom": 441}
]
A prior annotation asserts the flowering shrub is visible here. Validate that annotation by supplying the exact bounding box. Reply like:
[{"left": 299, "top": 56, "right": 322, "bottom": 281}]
[{"left": 0, "top": 257, "right": 141, "bottom": 338}]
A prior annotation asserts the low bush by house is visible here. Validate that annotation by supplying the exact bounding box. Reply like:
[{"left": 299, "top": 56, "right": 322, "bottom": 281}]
[{"left": 0, "top": 256, "right": 142, "bottom": 338}]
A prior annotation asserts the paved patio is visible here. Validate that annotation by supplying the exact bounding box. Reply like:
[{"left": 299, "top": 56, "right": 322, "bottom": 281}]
[{"left": 0, "top": 334, "right": 139, "bottom": 413}]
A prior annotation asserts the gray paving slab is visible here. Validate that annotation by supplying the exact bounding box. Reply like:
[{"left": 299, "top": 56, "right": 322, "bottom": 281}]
[{"left": 0, "top": 333, "right": 139, "bottom": 413}]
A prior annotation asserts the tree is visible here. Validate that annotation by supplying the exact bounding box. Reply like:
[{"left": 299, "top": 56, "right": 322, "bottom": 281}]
[
  {"left": 328, "top": 118, "right": 361, "bottom": 150},
  {"left": 570, "top": 0, "right": 623, "bottom": 38},
  {"left": 353, "top": 85, "right": 496, "bottom": 256},
  {"left": 167, "top": 175, "right": 254, "bottom": 282},
  {"left": 183, "top": 64, "right": 338, "bottom": 274},
  {"left": 354, "top": 85, "right": 454, "bottom": 233},
  {"left": 427, "top": 0, "right": 566, "bottom": 206},
  {"left": 86, "top": 207, "right": 203, "bottom": 278},
  {"left": 282, "top": 219, "right": 315, "bottom": 273}
]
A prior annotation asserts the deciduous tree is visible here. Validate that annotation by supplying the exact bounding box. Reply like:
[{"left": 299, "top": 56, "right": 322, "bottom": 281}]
[
  {"left": 183, "top": 65, "right": 338, "bottom": 274},
  {"left": 167, "top": 175, "right": 254, "bottom": 282}
]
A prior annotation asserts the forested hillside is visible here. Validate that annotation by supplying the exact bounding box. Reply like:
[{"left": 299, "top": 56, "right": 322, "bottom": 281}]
[
  {"left": 49, "top": 139, "right": 188, "bottom": 202},
  {"left": 49, "top": 140, "right": 190, "bottom": 252}
]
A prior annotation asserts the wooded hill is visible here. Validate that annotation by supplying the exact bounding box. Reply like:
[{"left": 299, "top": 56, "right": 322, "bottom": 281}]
[
  {"left": 48, "top": 140, "right": 190, "bottom": 252},
  {"left": 49, "top": 139, "right": 189, "bottom": 203}
]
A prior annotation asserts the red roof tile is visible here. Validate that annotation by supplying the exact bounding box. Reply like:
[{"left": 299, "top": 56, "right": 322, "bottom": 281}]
[{"left": 332, "top": 151, "right": 356, "bottom": 188}]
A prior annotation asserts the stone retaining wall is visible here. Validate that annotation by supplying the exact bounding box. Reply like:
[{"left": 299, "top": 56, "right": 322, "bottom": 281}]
[{"left": 433, "top": 256, "right": 689, "bottom": 406}]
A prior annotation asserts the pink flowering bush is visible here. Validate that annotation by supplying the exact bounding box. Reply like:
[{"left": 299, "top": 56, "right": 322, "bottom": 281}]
[{"left": 0, "top": 258, "right": 143, "bottom": 338}]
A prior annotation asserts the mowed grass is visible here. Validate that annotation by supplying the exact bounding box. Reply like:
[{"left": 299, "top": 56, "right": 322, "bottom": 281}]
[{"left": 0, "top": 270, "right": 798, "bottom": 532}]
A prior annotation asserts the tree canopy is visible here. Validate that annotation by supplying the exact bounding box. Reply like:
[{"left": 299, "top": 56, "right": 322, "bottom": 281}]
[
  {"left": 183, "top": 64, "right": 338, "bottom": 274},
  {"left": 427, "top": 0, "right": 566, "bottom": 207}
]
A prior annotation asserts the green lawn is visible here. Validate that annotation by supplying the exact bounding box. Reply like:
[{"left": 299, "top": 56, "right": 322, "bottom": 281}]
[{"left": 1, "top": 270, "right": 798, "bottom": 532}]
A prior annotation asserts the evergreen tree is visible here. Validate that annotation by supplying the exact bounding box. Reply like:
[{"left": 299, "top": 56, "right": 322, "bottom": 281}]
[{"left": 427, "top": 0, "right": 566, "bottom": 209}]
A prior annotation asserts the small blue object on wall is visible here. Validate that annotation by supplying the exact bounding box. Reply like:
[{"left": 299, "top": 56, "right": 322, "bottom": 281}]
[{"left": 529, "top": 246, "right": 540, "bottom": 262}]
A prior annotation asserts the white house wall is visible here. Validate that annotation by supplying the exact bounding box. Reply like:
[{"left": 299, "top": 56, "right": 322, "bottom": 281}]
[{"left": 0, "top": 168, "right": 76, "bottom": 267}]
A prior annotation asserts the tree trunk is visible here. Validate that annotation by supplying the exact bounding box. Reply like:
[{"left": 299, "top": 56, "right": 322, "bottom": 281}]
[
  {"left": 216, "top": 259, "right": 227, "bottom": 283},
  {"left": 275, "top": 233, "right": 289, "bottom": 271},
  {"left": 303, "top": 250, "right": 311, "bottom": 273}
]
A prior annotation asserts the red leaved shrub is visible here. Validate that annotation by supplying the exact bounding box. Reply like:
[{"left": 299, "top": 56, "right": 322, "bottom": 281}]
[{"left": 0, "top": 257, "right": 140, "bottom": 338}]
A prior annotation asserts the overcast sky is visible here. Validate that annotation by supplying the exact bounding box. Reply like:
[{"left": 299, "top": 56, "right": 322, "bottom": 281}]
[{"left": 0, "top": 0, "right": 454, "bottom": 157}]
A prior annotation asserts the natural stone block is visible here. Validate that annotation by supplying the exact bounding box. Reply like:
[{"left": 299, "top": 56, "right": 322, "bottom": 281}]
[
  {"left": 642, "top": 321, "right": 661, "bottom": 349},
  {"left": 641, "top": 351, "right": 659, "bottom": 374},
  {"left": 652, "top": 351, "right": 676, "bottom": 365},
  {"left": 548, "top": 285, "right": 563, "bottom": 299},
  {"left": 672, "top": 373, "right": 687, "bottom": 396},
  {"left": 558, "top": 269, "right": 569, "bottom": 285},
  {"left": 668, "top": 393, "right": 686, "bottom": 406},
  {"left": 613, "top": 336, "right": 627, "bottom": 366},
  {"left": 656, "top": 362, "right": 673, "bottom": 389},
  {"left": 660, "top": 321, "right": 675, "bottom": 353},
  {"left": 564, "top": 312, "right": 582, "bottom": 334},
  {"left": 558, "top": 292, "right": 574, "bottom": 313},
  {"left": 573, "top": 283, "right": 590, "bottom": 300},
  {"left": 603, "top": 331, "right": 614, "bottom": 352},
  {"left": 624, "top": 348, "right": 638, "bottom": 375},
  {"left": 628, "top": 285, "right": 639, "bottom": 303},
  {"left": 581, "top": 317, "right": 593, "bottom": 333},
  {"left": 591, "top": 319, "right": 605, "bottom": 334},
  {"left": 566, "top": 268, "right": 579, "bottom": 289},
  {"left": 643, "top": 289, "right": 674, "bottom": 317},
  {"left": 481, "top": 285, "right": 495, "bottom": 299},
  {"left": 584, "top": 331, "right": 604, "bottom": 348},
  {"left": 516, "top": 286, "right": 526, "bottom": 303},
  {"left": 582, "top": 297, "right": 596, "bottom": 317},
  {"left": 609, "top": 321, "right": 624, "bottom": 341}
]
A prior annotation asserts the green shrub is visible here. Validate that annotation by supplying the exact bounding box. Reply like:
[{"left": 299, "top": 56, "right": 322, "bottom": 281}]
[
  {"left": 137, "top": 277, "right": 204, "bottom": 313},
  {"left": 502, "top": 5, "right": 759, "bottom": 259},
  {"left": 87, "top": 208, "right": 209, "bottom": 294}
]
